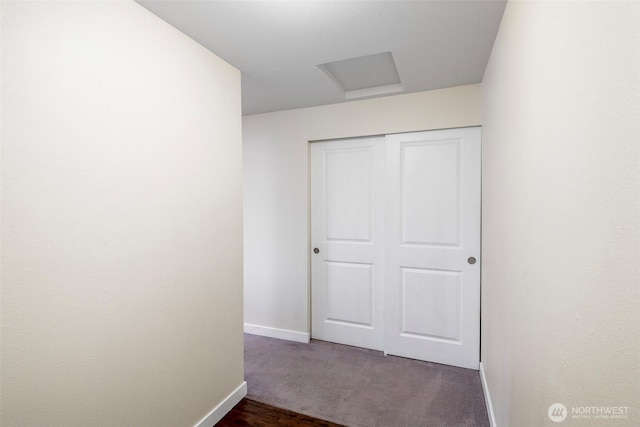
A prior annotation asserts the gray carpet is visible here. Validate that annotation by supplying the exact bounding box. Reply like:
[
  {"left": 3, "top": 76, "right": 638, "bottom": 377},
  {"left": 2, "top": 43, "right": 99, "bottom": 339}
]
[{"left": 244, "top": 334, "right": 490, "bottom": 427}]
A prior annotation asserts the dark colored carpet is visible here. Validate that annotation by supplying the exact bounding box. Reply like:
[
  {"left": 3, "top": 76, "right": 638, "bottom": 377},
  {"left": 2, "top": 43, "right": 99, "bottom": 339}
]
[{"left": 244, "top": 334, "right": 490, "bottom": 427}]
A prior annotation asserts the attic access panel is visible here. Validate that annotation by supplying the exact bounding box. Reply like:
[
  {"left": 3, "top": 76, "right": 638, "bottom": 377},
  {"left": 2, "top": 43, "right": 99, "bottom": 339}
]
[{"left": 318, "top": 51, "right": 404, "bottom": 100}]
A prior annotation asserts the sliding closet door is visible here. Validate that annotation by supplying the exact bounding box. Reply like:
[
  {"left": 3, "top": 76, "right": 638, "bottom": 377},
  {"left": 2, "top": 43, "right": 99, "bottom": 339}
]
[
  {"left": 384, "top": 127, "right": 481, "bottom": 369},
  {"left": 310, "top": 127, "right": 481, "bottom": 369},
  {"left": 310, "top": 137, "right": 385, "bottom": 351}
]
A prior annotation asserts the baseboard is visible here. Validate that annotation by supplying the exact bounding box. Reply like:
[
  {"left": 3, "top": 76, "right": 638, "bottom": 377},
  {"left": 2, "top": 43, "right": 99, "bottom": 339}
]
[
  {"left": 193, "top": 381, "right": 247, "bottom": 427},
  {"left": 479, "top": 362, "right": 497, "bottom": 427},
  {"left": 244, "top": 323, "right": 310, "bottom": 343}
]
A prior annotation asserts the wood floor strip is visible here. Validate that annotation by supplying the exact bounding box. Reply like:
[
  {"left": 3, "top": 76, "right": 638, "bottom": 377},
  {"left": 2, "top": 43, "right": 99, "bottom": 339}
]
[{"left": 217, "top": 398, "right": 346, "bottom": 427}]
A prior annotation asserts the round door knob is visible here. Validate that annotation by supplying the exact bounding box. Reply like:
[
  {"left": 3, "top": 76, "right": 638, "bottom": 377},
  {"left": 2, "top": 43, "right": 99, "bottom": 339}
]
[
  {"left": 468, "top": 257, "right": 477, "bottom": 265},
  {"left": 314, "top": 248, "right": 320, "bottom": 254}
]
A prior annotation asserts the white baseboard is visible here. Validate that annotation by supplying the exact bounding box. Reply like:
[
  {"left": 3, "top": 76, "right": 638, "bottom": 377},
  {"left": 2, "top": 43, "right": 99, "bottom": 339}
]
[
  {"left": 244, "top": 323, "right": 310, "bottom": 343},
  {"left": 193, "top": 381, "right": 247, "bottom": 427},
  {"left": 479, "top": 362, "right": 497, "bottom": 427}
]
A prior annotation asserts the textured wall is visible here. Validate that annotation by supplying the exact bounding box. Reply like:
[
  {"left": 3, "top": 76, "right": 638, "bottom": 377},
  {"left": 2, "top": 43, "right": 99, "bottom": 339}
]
[
  {"left": 481, "top": 2, "right": 639, "bottom": 426},
  {"left": 243, "top": 85, "right": 481, "bottom": 336},
  {"left": 1, "top": 1, "right": 243, "bottom": 425}
]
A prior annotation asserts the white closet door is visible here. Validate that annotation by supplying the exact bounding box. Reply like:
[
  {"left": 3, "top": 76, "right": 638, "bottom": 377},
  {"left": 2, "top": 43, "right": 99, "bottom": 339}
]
[
  {"left": 384, "top": 127, "right": 481, "bottom": 369},
  {"left": 310, "top": 136, "right": 385, "bottom": 351}
]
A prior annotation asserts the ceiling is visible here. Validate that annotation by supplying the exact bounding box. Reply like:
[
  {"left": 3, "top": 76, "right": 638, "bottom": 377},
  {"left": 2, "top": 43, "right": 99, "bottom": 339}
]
[{"left": 136, "top": 1, "right": 506, "bottom": 116}]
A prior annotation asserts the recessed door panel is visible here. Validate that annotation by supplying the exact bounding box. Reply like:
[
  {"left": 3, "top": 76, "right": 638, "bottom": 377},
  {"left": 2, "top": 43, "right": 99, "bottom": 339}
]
[
  {"left": 326, "top": 261, "right": 374, "bottom": 327},
  {"left": 401, "top": 140, "right": 460, "bottom": 246},
  {"left": 325, "top": 149, "right": 373, "bottom": 242},
  {"left": 401, "top": 267, "right": 460, "bottom": 341}
]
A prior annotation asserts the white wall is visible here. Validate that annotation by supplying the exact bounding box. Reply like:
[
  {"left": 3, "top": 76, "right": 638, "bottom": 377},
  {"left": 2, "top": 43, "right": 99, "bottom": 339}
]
[
  {"left": 482, "top": 2, "right": 639, "bottom": 426},
  {"left": 243, "top": 85, "right": 480, "bottom": 338},
  {"left": 1, "top": 2, "right": 244, "bottom": 426}
]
